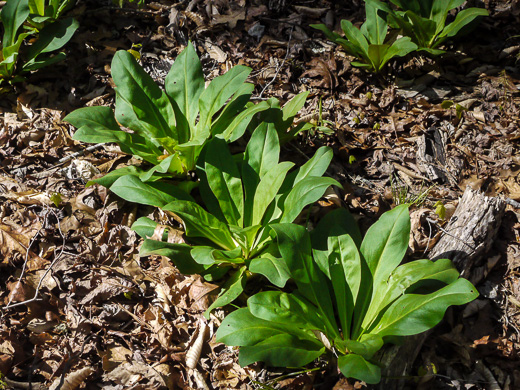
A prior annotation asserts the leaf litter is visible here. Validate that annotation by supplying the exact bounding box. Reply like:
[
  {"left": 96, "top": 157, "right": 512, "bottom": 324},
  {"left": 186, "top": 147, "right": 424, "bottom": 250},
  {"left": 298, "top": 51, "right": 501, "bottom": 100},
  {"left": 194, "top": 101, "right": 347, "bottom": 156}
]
[{"left": 0, "top": 0, "right": 519, "bottom": 389}]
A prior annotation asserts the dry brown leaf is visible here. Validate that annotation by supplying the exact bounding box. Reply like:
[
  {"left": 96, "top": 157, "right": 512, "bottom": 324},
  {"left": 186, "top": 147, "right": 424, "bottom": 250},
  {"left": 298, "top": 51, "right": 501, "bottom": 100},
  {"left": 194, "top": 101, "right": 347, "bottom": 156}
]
[
  {"left": 49, "top": 366, "right": 94, "bottom": 390},
  {"left": 101, "top": 345, "right": 133, "bottom": 371},
  {"left": 211, "top": 9, "right": 245, "bottom": 29}
]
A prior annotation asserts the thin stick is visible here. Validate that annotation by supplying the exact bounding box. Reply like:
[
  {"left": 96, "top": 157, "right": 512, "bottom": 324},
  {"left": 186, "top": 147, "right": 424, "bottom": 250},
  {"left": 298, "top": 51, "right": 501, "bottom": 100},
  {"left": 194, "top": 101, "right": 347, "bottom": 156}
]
[
  {"left": 256, "top": 27, "right": 294, "bottom": 100},
  {"left": 3, "top": 209, "right": 66, "bottom": 310},
  {"left": 58, "top": 143, "right": 104, "bottom": 164}
]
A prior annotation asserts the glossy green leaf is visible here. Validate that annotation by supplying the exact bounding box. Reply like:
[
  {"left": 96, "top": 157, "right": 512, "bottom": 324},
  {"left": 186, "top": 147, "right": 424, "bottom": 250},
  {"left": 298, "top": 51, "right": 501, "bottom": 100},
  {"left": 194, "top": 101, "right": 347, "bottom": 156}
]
[
  {"left": 110, "top": 174, "right": 192, "bottom": 207},
  {"left": 162, "top": 200, "right": 236, "bottom": 250},
  {"left": 248, "top": 254, "right": 291, "bottom": 288},
  {"left": 131, "top": 217, "right": 161, "bottom": 239},
  {"left": 338, "top": 354, "right": 381, "bottom": 384},
  {"left": 87, "top": 166, "right": 142, "bottom": 189},
  {"left": 23, "top": 17, "right": 78, "bottom": 66},
  {"left": 362, "top": 258, "right": 459, "bottom": 331},
  {"left": 361, "top": 2, "right": 387, "bottom": 45},
  {"left": 197, "top": 65, "right": 251, "bottom": 132},
  {"left": 140, "top": 239, "right": 206, "bottom": 274},
  {"left": 328, "top": 233, "right": 362, "bottom": 337},
  {"left": 244, "top": 122, "right": 280, "bottom": 179},
  {"left": 252, "top": 161, "right": 293, "bottom": 226},
  {"left": 204, "top": 138, "right": 244, "bottom": 226},
  {"left": 164, "top": 42, "right": 204, "bottom": 128},
  {"left": 204, "top": 266, "right": 247, "bottom": 318},
  {"left": 216, "top": 308, "right": 312, "bottom": 346},
  {"left": 339, "top": 334, "right": 384, "bottom": 359},
  {"left": 239, "top": 333, "right": 325, "bottom": 368},
  {"left": 293, "top": 146, "right": 333, "bottom": 186},
  {"left": 112, "top": 50, "right": 177, "bottom": 143},
  {"left": 380, "top": 36, "right": 417, "bottom": 67},
  {"left": 1, "top": 0, "right": 30, "bottom": 47},
  {"left": 372, "top": 278, "right": 478, "bottom": 337},
  {"left": 280, "top": 177, "right": 340, "bottom": 223},
  {"left": 354, "top": 205, "right": 410, "bottom": 336},
  {"left": 439, "top": 8, "right": 489, "bottom": 39},
  {"left": 271, "top": 224, "right": 339, "bottom": 338},
  {"left": 248, "top": 291, "right": 326, "bottom": 333}
]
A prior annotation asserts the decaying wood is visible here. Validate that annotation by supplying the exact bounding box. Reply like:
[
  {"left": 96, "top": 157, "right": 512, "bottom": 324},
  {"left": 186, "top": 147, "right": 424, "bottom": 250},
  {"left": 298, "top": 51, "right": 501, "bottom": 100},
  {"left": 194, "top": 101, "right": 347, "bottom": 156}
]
[
  {"left": 376, "top": 187, "right": 506, "bottom": 390},
  {"left": 428, "top": 187, "right": 506, "bottom": 282}
]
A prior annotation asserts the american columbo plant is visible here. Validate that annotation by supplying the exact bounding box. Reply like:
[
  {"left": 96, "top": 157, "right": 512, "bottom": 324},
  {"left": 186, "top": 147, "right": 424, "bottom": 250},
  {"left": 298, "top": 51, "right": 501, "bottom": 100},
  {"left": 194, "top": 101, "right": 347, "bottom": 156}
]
[
  {"left": 65, "top": 42, "right": 310, "bottom": 186},
  {"left": 311, "top": 2, "right": 417, "bottom": 73},
  {"left": 216, "top": 205, "right": 478, "bottom": 383},
  {"left": 110, "top": 123, "right": 340, "bottom": 316},
  {"left": 364, "top": 0, "right": 489, "bottom": 55},
  {"left": 0, "top": 0, "right": 78, "bottom": 86}
]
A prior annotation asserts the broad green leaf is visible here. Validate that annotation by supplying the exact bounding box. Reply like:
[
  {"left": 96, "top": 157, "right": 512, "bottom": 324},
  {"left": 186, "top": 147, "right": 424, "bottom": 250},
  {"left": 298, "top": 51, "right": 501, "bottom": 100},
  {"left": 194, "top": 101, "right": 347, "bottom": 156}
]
[
  {"left": 361, "top": 204, "right": 410, "bottom": 287},
  {"left": 191, "top": 246, "right": 243, "bottom": 265},
  {"left": 271, "top": 224, "right": 339, "bottom": 338},
  {"left": 66, "top": 106, "right": 161, "bottom": 161},
  {"left": 28, "top": 0, "right": 45, "bottom": 15},
  {"left": 328, "top": 233, "right": 362, "bottom": 337},
  {"left": 162, "top": 200, "right": 236, "bottom": 250},
  {"left": 361, "top": 2, "right": 387, "bottom": 45},
  {"left": 223, "top": 99, "right": 270, "bottom": 142},
  {"left": 338, "top": 354, "right": 381, "bottom": 384},
  {"left": 281, "top": 91, "right": 309, "bottom": 122},
  {"left": 164, "top": 42, "right": 204, "bottom": 128},
  {"left": 311, "top": 208, "right": 362, "bottom": 250},
  {"left": 293, "top": 146, "right": 333, "bottom": 186},
  {"left": 380, "top": 37, "right": 417, "bottom": 68},
  {"left": 204, "top": 266, "right": 247, "bottom": 318},
  {"left": 363, "top": 258, "right": 459, "bottom": 331},
  {"left": 197, "top": 65, "right": 251, "bottom": 132},
  {"left": 204, "top": 138, "right": 244, "bottom": 226},
  {"left": 249, "top": 254, "right": 291, "bottom": 288},
  {"left": 338, "top": 334, "right": 384, "bottom": 359},
  {"left": 216, "top": 308, "right": 311, "bottom": 346},
  {"left": 367, "top": 44, "right": 388, "bottom": 71},
  {"left": 140, "top": 239, "right": 206, "bottom": 274},
  {"left": 431, "top": 0, "right": 465, "bottom": 32},
  {"left": 112, "top": 51, "right": 177, "bottom": 143},
  {"left": 244, "top": 122, "right": 280, "bottom": 179},
  {"left": 138, "top": 154, "right": 187, "bottom": 181},
  {"left": 355, "top": 205, "right": 410, "bottom": 336},
  {"left": 23, "top": 17, "right": 78, "bottom": 64},
  {"left": 340, "top": 19, "right": 369, "bottom": 55},
  {"left": 66, "top": 106, "right": 121, "bottom": 137},
  {"left": 1, "top": 0, "right": 30, "bottom": 47},
  {"left": 210, "top": 83, "right": 254, "bottom": 137},
  {"left": 110, "top": 174, "right": 192, "bottom": 207},
  {"left": 239, "top": 333, "right": 325, "bottom": 368},
  {"left": 404, "top": 11, "right": 438, "bottom": 48},
  {"left": 87, "top": 166, "right": 142, "bottom": 188},
  {"left": 248, "top": 291, "right": 326, "bottom": 333},
  {"left": 280, "top": 177, "right": 340, "bottom": 223},
  {"left": 372, "top": 278, "right": 478, "bottom": 337},
  {"left": 439, "top": 8, "right": 489, "bottom": 39},
  {"left": 252, "top": 162, "right": 293, "bottom": 226},
  {"left": 131, "top": 217, "right": 162, "bottom": 239}
]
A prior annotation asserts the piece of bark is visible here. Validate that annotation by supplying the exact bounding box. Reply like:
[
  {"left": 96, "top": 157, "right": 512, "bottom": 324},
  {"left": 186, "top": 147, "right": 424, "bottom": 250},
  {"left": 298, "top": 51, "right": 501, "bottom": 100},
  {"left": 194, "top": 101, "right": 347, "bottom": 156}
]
[
  {"left": 376, "top": 187, "right": 506, "bottom": 390},
  {"left": 416, "top": 127, "right": 450, "bottom": 183}
]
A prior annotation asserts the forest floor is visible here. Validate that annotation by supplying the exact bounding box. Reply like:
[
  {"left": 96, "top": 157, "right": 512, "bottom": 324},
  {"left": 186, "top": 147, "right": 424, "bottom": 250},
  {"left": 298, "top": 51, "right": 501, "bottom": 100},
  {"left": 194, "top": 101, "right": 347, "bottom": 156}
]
[{"left": 1, "top": 0, "right": 520, "bottom": 389}]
